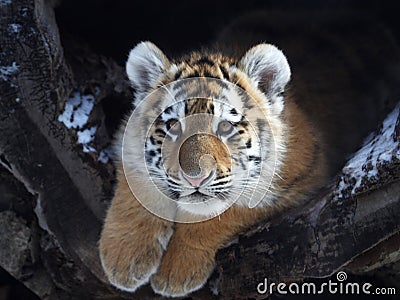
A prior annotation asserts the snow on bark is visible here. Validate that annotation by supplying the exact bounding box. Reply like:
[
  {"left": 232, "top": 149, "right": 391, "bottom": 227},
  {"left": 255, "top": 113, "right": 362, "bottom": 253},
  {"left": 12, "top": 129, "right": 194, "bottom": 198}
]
[
  {"left": 58, "top": 92, "right": 96, "bottom": 129},
  {"left": 334, "top": 102, "right": 400, "bottom": 200}
]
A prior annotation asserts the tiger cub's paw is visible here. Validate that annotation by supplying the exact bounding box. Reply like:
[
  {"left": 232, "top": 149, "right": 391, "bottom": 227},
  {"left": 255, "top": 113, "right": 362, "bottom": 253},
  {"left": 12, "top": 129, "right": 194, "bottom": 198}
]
[
  {"left": 150, "top": 245, "right": 215, "bottom": 297},
  {"left": 99, "top": 228, "right": 173, "bottom": 292}
]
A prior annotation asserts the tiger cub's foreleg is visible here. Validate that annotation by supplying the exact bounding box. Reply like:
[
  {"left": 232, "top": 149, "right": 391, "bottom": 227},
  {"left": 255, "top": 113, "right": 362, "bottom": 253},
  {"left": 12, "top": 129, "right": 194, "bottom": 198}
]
[
  {"left": 151, "top": 206, "right": 270, "bottom": 297},
  {"left": 99, "top": 172, "right": 174, "bottom": 292}
]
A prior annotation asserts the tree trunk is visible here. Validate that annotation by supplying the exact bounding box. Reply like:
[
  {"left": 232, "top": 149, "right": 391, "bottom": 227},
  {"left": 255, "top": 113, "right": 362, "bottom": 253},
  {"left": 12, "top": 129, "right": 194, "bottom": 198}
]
[{"left": 0, "top": 1, "right": 399, "bottom": 299}]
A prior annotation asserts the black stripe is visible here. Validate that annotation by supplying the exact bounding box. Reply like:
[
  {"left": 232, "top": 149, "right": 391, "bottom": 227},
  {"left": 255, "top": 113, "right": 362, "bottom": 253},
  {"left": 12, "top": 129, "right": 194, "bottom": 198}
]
[
  {"left": 185, "top": 70, "right": 200, "bottom": 78},
  {"left": 249, "top": 155, "right": 261, "bottom": 165},
  {"left": 164, "top": 106, "right": 173, "bottom": 114},
  {"left": 209, "top": 103, "right": 215, "bottom": 114},
  {"left": 236, "top": 88, "right": 254, "bottom": 109},
  {"left": 210, "top": 77, "right": 229, "bottom": 89},
  {"left": 220, "top": 65, "right": 230, "bottom": 80},
  {"left": 155, "top": 129, "right": 166, "bottom": 137},
  {"left": 174, "top": 69, "right": 183, "bottom": 81},
  {"left": 194, "top": 57, "right": 215, "bottom": 67},
  {"left": 202, "top": 70, "right": 218, "bottom": 78},
  {"left": 155, "top": 157, "right": 162, "bottom": 169},
  {"left": 210, "top": 180, "right": 230, "bottom": 187},
  {"left": 246, "top": 139, "right": 252, "bottom": 148},
  {"left": 184, "top": 102, "right": 189, "bottom": 115},
  {"left": 147, "top": 150, "right": 156, "bottom": 157}
]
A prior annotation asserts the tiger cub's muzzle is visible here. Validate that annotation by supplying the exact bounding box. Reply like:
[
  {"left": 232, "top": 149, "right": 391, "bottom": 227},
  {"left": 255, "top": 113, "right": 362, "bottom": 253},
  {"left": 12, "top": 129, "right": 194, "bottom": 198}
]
[{"left": 179, "top": 133, "right": 231, "bottom": 187}]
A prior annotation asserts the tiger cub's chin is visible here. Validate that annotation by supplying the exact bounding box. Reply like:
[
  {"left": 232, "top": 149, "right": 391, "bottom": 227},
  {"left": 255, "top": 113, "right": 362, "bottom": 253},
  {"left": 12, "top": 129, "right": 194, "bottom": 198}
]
[{"left": 176, "top": 196, "right": 230, "bottom": 217}]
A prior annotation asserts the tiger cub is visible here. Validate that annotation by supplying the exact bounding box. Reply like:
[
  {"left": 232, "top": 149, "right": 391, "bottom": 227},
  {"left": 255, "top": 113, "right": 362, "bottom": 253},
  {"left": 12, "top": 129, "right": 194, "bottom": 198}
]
[
  {"left": 98, "top": 41, "right": 328, "bottom": 297},
  {"left": 99, "top": 11, "right": 400, "bottom": 298}
]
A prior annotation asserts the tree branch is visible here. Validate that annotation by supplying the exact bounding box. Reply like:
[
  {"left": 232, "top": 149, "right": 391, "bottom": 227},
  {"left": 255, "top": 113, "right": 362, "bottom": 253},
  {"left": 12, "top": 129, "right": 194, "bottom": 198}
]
[{"left": 215, "top": 104, "right": 400, "bottom": 298}]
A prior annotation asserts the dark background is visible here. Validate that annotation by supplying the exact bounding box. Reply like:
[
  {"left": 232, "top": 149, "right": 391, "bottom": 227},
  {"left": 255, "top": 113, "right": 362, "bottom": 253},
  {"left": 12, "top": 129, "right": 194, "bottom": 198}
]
[
  {"left": 55, "top": 0, "right": 400, "bottom": 65},
  {"left": 1, "top": 0, "right": 400, "bottom": 299}
]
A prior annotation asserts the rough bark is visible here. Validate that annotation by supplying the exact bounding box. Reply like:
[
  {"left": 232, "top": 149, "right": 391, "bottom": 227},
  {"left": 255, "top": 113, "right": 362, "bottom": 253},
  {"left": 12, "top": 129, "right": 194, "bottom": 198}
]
[
  {"left": 0, "top": 1, "right": 399, "bottom": 300},
  {"left": 0, "top": 0, "right": 128, "bottom": 299}
]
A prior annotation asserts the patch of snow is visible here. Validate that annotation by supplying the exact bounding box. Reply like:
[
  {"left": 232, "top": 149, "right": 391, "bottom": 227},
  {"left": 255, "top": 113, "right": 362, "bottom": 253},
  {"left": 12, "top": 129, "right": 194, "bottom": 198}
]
[
  {"left": 77, "top": 126, "right": 97, "bottom": 153},
  {"left": 8, "top": 23, "right": 21, "bottom": 34},
  {"left": 77, "top": 126, "right": 96, "bottom": 144},
  {"left": 82, "top": 145, "right": 96, "bottom": 153},
  {"left": 0, "top": 0, "right": 12, "bottom": 7},
  {"left": 58, "top": 92, "right": 95, "bottom": 129},
  {"left": 98, "top": 147, "right": 113, "bottom": 163},
  {"left": 0, "top": 62, "right": 18, "bottom": 81},
  {"left": 378, "top": 151, "right": 393, "bottom": 162},
  {"left": 335, "top": 103, "right": 400, "bottom": 200}
]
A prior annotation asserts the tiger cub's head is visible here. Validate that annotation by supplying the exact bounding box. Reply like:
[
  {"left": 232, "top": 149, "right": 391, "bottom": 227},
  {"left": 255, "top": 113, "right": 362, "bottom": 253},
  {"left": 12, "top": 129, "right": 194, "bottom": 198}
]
[{"left": 122, "top": 42, "right": 291, "bottom": 218}]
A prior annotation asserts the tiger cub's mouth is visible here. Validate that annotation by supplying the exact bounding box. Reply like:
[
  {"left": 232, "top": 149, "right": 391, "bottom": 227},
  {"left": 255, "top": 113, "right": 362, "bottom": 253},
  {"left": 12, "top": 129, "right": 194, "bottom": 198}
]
[{"left": 180, "top": 191, "right": 212, "bottom": 202}]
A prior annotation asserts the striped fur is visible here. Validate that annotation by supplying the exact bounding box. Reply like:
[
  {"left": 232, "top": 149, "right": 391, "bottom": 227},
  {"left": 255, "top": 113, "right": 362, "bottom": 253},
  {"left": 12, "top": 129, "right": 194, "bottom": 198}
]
[{"left": 99, "top": 42, "right": 327, "bottom": 297}]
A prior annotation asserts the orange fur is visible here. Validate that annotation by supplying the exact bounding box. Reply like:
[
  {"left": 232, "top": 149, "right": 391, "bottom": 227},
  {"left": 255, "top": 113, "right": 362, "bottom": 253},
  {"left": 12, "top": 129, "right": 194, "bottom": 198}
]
[
  {"left": 99, "top": 43, "right": 328, "bottom": 297},
  {"left": 99, "top": 167, "right": 174, "bottom": 291},
  {"left": 99, "top": 99, "right": 327, "bottom": 296}
]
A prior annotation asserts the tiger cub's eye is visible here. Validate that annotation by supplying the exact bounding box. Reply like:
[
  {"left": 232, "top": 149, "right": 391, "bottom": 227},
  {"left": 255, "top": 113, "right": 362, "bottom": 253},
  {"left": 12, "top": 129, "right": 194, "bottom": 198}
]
[
  {"left": 166, "top": 119, "right": 182, "bottom": 136},
  {"left": 217, "top": 120, "right": 234, "bottom": 136}
]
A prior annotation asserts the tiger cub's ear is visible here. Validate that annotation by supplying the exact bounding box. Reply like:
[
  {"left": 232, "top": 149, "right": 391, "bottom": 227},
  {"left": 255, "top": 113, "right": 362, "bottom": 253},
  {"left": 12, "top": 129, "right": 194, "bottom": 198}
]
[
  {"left": 126, "top": 41, "right": 170, "bottom": 94},
  {"left": 239, "top": 44, "right": 291, "bottom": 114}
]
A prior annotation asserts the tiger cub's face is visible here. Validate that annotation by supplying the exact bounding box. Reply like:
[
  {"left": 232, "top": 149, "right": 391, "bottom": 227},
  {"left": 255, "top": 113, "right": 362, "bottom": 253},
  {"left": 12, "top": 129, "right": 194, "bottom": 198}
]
[{"left": 122, "top": 42, "right": 291, "bottom": 218}]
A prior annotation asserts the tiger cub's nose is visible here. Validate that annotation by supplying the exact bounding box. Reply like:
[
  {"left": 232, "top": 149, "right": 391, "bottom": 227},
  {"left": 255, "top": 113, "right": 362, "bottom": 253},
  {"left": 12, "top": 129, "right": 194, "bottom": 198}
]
[
  {"left": 179, "top": 133, "right": 218, "bottom": 187},
  {"left": 180, "top": 153, "right": 215, "bottom": 187},
  {"left": 182, "top": 173, "right": 208, "bottom": 187}
]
